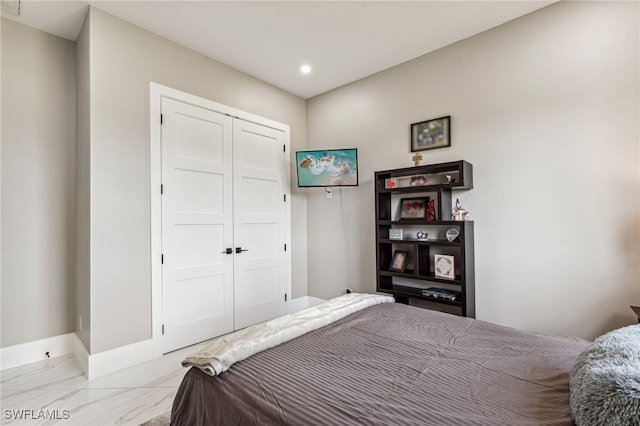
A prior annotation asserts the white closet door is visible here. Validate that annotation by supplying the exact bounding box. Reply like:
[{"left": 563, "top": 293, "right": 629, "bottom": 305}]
[
  {"left": 233, "top": 119, "right": 287, "bottom": 329},
  {"left": 160, "top": 97, "right": 234, "bottom": 353}
]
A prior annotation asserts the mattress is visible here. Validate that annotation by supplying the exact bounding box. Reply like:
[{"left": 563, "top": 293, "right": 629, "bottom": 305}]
[{"left": 171, "top": 302, "right": 588, "bottom": 425}]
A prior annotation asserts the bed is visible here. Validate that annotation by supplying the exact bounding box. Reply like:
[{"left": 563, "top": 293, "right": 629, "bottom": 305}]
[{"left": 171, "top": 293, "right": 588, "bottom": 425}]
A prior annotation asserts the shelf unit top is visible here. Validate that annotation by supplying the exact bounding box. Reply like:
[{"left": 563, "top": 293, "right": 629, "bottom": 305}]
[
  {"left": 379, "top": 220, "right": 474, "bottom": 225},
  {"left": 375, "top": 160, "right": 473, "bottom": 191},
  {"left": 375, "top": 160, "right": 471, "bottom": 175},
  {"left": 379, "top": 238, "right": 464, "bottom": 246}
]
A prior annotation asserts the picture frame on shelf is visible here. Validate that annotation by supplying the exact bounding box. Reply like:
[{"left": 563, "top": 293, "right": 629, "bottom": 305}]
[
  {"left": 399, "top": 197, "right": 428, "bottom": 220},
  {"left": 389, "top": 250, "right": 408, "bottom": 272},
  {"left": 409, "top": 174, "right": 427, "bottom": 186},
  {"left": 434, "top": 254, "right": 455, "bottom": 279},
  {"left": 445, "top": 227, "right": 460, "bottom": 242},
  {"left": 411, "top": 116, "right": 451, "bottom": 152}
]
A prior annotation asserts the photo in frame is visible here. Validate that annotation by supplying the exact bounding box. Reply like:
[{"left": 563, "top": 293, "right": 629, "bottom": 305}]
[
  {"left": 399, "top": 197, "right": 428, "bottom": 220},
  {"left": 409, "top": 174, "right": 427, "bottom": 186},
  {"left": 434, "top": 254, "right": 455, "bottom": 279},
  {"left": 411, "top": 116, "right": 451, "bottom": 152},
  {"left": 389, "top": 250, "right": 408, "bottom": 272}
]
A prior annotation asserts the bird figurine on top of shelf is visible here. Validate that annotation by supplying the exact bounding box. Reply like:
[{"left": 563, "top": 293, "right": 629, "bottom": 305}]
[{"left": 451, "top": 198, "right": 470, "bottom": 221}]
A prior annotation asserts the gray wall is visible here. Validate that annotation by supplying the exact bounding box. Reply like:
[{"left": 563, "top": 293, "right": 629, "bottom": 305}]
[
  {"left": 1, "top": 18, "right": 77, "bottom": 347},
  {"left": 84, "top": 7, "right": 307, "bottom": 354},
  {"left": 306, "top": 1, "right": 640, "bottom": 340},
  {"left": 4, "top": 1, "right": 637, "bottom": 353},
  {"left": 75, "top": 12, "right": 91, "bottom": 351}
]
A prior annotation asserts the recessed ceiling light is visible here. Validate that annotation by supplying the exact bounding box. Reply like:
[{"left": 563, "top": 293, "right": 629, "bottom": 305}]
[{"left": 300, "top": 64, "right": 312, "bottom": 74}]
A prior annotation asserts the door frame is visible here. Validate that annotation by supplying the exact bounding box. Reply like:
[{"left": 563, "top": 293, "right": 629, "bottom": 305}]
[{"left": 149, "top": 82, "right": 291, "bottom": 357}]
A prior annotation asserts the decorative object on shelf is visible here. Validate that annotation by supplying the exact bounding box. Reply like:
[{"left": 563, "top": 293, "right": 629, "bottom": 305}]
[
  {"left": 416, "top": 231, "right": 428, "bottom": 240},
  {"left": 445, "top": 227, "right": 460, "bottom": 242},
  {"left": 451, "top": 198, "right": 470, "bottom": 221},
  {"left": 411, "top": 152, "right": 423, "bottom": 166},
  {"left": 445, "top": 175, "right": 456, "bottom": 185},
  {"left": 385, "top": 178, "right": 398, "bottom": 189},
  {"left": 389, "top": 250, "right": 408, "bottom": 272},
  {"left": 410, "top": 174, "right": 427, "bottom": 186},
  {"left": 411, "top": 116, "right": 451, "bottom": 152},
  {"left": 426, "top": 199, "right": 437, "bottom": 222},
  {"left": 386, "top": 176, "right": 417, "bottom": 189},
  {"left": 389, "top": 229, "right": 403, "bottom": 240},
  {"left": 422, "top": 287, "right": 460, "bottom": 301},
  {"left": 434, "top": 254, "right": 455, "bottom": 279},
  {"left": 399, "top": 197, "right": 428, "bottom": 220}
]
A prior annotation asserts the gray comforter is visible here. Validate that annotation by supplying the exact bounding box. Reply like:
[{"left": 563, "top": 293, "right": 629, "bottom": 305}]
[{"left": 171, "top": 302, "right": 587, "bottom": 425}]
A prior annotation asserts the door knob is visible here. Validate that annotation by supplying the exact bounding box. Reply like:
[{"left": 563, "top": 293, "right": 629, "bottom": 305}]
[
  {"left": 235, "top": 247, "right": 249, "bottom": 254},
  {"left": 220, "top": 248, "right": 233, "bottom": 255}
]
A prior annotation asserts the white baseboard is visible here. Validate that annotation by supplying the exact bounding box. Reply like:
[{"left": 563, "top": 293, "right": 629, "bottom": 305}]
[
  {"left": 306, "top": 296, "right": 325, "bottom": 308},
  {"left": 85, "top": 338, "right": 155, "bottom": 380},
  {"left": 74, "top": 336, "right": 156, "bottom": 380},
  {"left": 3, "top": 297, "right": 328, "bottom": 377},
  {"left": 0, "top": 333, "right": 75, "bottom": 371},
  {"left": 2, "top": 332, "right": 156, "bottom": 380},
  {"left": 287, "top": 295, "right": 326, "bottom": 313}
]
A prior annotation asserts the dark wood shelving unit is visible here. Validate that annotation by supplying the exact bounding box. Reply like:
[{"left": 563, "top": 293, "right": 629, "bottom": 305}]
[{"left": 375, "top": 160, "right": 475, "bottom": 318}]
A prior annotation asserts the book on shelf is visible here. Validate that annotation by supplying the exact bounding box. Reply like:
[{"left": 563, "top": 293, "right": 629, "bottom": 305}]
[
  {"left": 389, "top": 229, "right": 403, "bottom": 240},
  {"left": 421, "top": 287, "right": 461, "bottom": 301}
]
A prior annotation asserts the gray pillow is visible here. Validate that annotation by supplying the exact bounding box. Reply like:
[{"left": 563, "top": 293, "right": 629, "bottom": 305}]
[{"left": 570, "top": 324, "right": 640, "bottom": 426}]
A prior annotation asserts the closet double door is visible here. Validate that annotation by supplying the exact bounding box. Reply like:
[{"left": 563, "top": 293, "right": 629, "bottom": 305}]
[{"left": 160, "top": 97, "right": 288, "bottom": 353}]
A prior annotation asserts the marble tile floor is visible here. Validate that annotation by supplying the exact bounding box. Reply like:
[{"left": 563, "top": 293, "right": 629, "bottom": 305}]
[{"left": 1, "top": 342, "right": 208, "bottom": 425}]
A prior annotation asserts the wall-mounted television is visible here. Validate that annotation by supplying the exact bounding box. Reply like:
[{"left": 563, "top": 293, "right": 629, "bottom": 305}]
[{"left": 296, "top": 148, "right": 358, "bottom": 187}]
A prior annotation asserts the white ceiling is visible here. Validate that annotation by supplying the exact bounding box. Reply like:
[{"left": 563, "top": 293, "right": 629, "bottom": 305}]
[{"left": 4, "top": 1, "right": 555, "bottom": 99}]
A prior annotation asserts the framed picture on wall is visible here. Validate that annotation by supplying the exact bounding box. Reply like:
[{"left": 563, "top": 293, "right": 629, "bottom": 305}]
[{"left": 411, "top": 116, "right": 451, "bottom": 152}]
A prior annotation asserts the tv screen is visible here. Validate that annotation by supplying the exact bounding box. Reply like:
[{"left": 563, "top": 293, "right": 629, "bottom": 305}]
[{"left": 296, "top": 148, "right": 358, "bottom": 187}]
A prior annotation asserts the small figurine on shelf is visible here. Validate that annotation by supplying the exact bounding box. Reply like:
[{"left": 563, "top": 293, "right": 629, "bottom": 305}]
[
  {"left": 416, "top": 231, "right": 428, "bottom": 240},
  {"left": 426, "top": 199, "right": 437, "bottom": 222},
  {"left": 385, "top": 178, "right": 398, "bottom": 189},
  {"left": 445, "top": 175, "right": 456, "bottom": 185},
  {"left": 451, "top": 198, "right": 470, "bottom": 221}
]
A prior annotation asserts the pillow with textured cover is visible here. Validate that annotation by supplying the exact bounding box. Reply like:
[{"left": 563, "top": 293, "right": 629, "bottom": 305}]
[{"left": 570, "top": 324, "right": 640, "bottom": 426}]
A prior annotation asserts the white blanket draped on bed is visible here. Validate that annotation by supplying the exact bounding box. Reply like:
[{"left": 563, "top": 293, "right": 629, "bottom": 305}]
[{"left": 182, "top": 292, "right": 395, "bottom": 376}]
